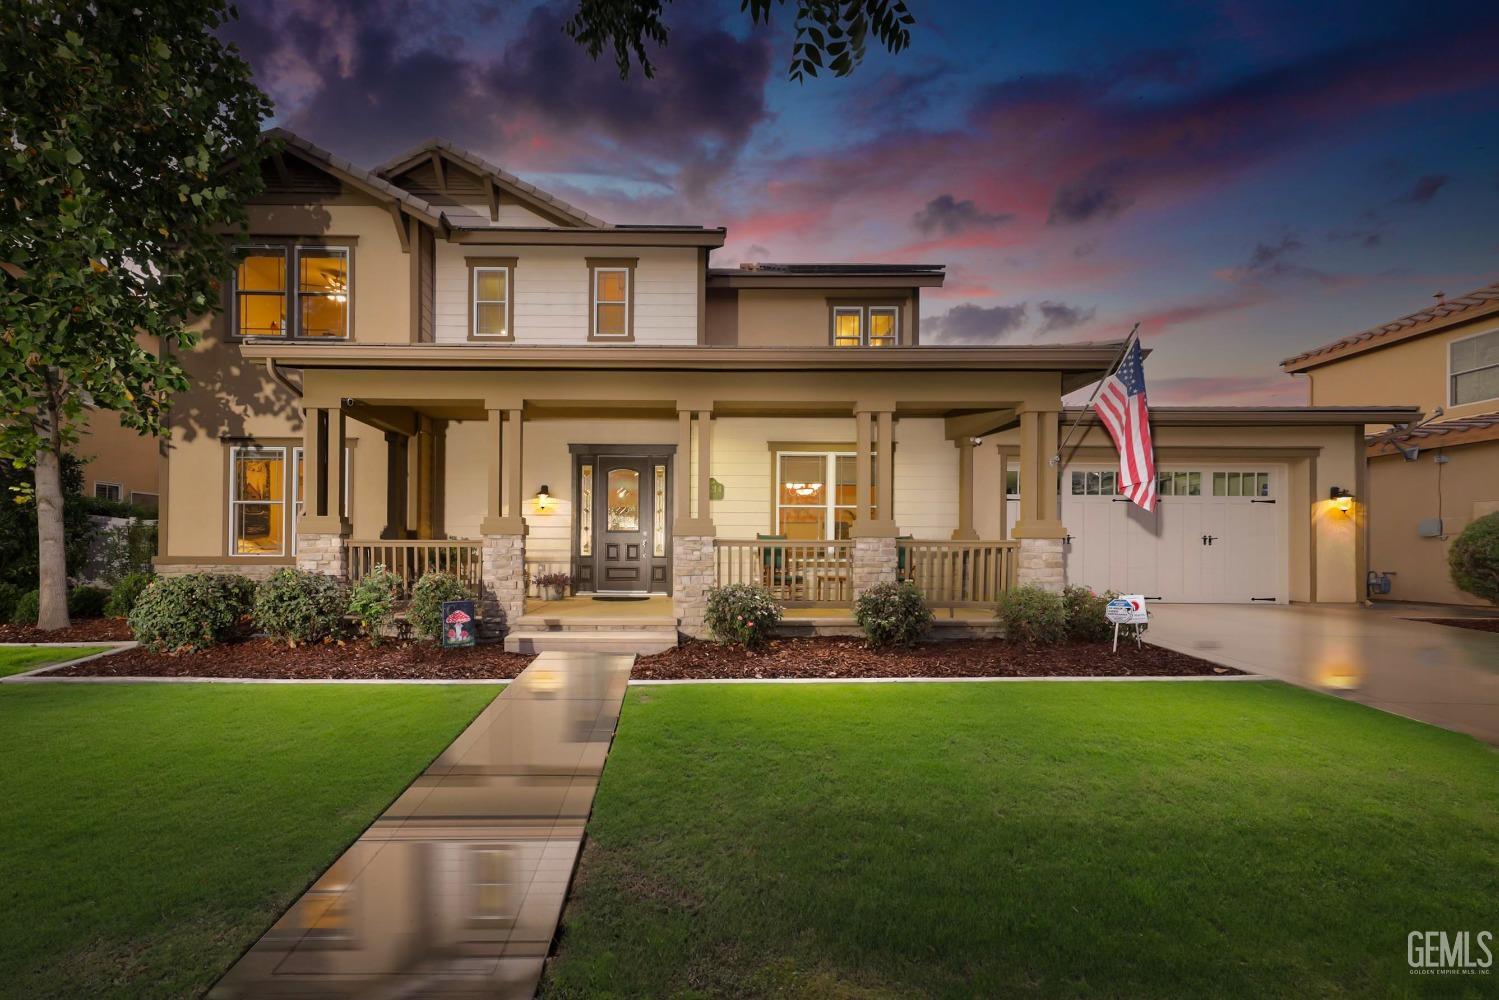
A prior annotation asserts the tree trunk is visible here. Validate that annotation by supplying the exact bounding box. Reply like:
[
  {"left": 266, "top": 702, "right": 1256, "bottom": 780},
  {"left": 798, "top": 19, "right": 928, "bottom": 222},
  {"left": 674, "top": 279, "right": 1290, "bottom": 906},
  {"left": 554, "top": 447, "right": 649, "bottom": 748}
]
[{"left": 34, "top": 421, "right": 71, "bottom": 632}]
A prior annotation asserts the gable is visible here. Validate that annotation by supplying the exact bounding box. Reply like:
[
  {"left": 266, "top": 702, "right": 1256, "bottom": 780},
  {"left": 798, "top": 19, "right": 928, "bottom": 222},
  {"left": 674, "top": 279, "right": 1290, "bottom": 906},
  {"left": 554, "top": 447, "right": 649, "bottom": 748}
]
[{"left": 387, "top": 155, "right": 561, "bottom": 227}]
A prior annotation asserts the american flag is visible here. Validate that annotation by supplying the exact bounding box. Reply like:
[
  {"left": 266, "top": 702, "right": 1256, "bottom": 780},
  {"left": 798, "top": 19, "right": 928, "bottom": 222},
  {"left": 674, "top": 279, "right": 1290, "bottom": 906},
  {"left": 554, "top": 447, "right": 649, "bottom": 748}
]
[{"left": 1092, "top": 337, "right": 1157, "bottom": 511}]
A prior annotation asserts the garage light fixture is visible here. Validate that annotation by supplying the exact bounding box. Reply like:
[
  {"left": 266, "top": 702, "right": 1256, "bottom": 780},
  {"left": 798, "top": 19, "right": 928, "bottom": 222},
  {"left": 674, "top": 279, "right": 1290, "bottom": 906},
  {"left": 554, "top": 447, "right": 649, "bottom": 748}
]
[
  {"left": 1329, "top": 486, "right": 1354, "bottom": 513},
  {"left": 535, "top": 484, "right": 552, "bottom": 511}
]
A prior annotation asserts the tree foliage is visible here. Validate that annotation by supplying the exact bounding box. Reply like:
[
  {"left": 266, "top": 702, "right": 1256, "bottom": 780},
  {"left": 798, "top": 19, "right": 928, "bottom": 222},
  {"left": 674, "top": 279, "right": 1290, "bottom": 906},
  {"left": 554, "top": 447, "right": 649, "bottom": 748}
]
[
  {"left": 0, "top": 0, "right": 271, "bottom": 626},
  {"left": 565, "top": 0, "right": 915, "bottom": 82}
]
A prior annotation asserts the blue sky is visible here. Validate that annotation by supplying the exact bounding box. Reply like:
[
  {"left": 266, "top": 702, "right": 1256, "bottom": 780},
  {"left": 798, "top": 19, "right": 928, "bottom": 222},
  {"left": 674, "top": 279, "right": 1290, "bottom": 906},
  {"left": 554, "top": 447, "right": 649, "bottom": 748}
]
[{"left": 227, "top": 0, "right": 1499, "bottom": 401}]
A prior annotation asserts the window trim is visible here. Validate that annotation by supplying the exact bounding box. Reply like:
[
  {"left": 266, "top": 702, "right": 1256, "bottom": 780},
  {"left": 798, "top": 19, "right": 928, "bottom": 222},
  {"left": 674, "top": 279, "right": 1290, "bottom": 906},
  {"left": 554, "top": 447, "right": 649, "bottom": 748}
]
[
  {"left": 773, "top": 449, "right": 876, "bottom": 539},
  {"left": 586, "top": 256, "right": 637, "bottom": 342},
  {"left": 826, "top": 299, "right": 905, "bottom": 347},
  {"left": 231, "top": 238, "right": 356, "bottom": 342},
  {"left": 1448, "top": 327, "right": 1499, "bottom": 408},
  {"left": 228, "top": 445, "right": 289, "bottom": 558},
  {"left": 466, "top": 256, "right": 518, "bottom": 342},
  {"left": 93, "top": 481, "right": 123, "bottom": 502}
]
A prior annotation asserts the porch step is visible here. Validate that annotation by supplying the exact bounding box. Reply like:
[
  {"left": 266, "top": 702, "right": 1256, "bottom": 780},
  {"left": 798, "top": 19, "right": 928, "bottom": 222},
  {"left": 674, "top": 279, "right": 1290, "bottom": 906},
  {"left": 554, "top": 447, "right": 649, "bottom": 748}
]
[{"left": 504, "top": 627, "right": 678, "bottom": 656}]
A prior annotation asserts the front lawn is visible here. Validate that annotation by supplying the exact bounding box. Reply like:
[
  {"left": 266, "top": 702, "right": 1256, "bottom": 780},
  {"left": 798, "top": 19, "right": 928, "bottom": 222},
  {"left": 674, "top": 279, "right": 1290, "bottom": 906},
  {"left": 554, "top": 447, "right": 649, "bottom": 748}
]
[
  {"left": 545, "top": 682, "right": 1498, "bottom": 998},
  {"left": 0, "top": 644, "right": 115, "bottom": 677},
  {"left": 0, "top": 682, "right": 500, "bottom": 999}
]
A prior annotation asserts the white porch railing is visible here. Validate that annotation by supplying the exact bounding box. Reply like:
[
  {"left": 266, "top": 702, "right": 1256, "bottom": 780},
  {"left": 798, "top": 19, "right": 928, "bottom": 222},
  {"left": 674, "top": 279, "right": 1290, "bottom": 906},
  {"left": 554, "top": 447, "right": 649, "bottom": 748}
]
[
  {"left": 346, "top": 539, "right": 483, "bottom": 595},
  {"left": 714, "top": 539, "right": 855, "bottom": 606},
  {"left": 899, "top": 540, "right": 1019, "bottom": 608}
]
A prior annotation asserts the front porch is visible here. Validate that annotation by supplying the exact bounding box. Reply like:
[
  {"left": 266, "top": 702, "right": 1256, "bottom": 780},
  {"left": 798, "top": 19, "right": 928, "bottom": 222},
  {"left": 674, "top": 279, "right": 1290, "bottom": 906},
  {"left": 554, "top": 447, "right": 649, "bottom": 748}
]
[{"left": 287, "top": 366, "right": 1077, "bottom": 643}]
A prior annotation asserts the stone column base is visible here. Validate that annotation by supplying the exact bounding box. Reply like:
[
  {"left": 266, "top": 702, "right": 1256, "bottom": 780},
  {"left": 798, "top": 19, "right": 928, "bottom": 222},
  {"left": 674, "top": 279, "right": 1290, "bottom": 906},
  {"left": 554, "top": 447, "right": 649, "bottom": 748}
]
[
  {"left": 481, "top": 534, "right": 527, "bottom": 634},
  {"left": 1016, "top": 537, "right": 1065, "bottom": 592},
  {"left": 672, "top": 535, "right": 716, "bottom": 639},
  {"left": 296, "top": 532, "right": 346, "bottom": 578},
  {"left": 851, "top": 535, "right": 898, "bottom": 599}
]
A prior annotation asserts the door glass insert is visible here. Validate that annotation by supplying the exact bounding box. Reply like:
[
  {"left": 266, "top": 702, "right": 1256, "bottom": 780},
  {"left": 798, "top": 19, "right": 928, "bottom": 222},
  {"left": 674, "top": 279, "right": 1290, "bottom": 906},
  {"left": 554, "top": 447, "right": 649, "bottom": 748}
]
[
  {"left": 653, "top": 465, "right": 666, "bottom": 556},
  {"left": 607, "top": 468, "right": 640, "bottom": 531},
  {"left": 579, "top": 465, "right": 593, "bottom": 556},
  {"left": 1213, "top": 471, "right": 1270, "bottom": 497}
]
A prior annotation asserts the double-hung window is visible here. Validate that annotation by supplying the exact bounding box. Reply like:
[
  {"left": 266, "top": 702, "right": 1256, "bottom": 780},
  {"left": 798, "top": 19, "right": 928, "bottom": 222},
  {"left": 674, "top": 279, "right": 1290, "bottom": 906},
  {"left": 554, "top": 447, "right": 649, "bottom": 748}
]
[
  {"left": 467, "top": 256, "right": 516, "bottom": 340},
  {"left": 588, "top": 258, "right": 635, "bottom": 340},
  {"left": 234, "top": 244, "right": 349, "bottom": 339},
  {"left": 775, "top": 451, "right": 876, "bottom": 539},
  {"left": 230, "top": 446, "right": 287, "bottom": 556},
  {"left": 1450, "top": 329, "right": 1499, "bottom": 406},
  {"left": 830, "top": 304, "right": 900, "bottom": 347}
]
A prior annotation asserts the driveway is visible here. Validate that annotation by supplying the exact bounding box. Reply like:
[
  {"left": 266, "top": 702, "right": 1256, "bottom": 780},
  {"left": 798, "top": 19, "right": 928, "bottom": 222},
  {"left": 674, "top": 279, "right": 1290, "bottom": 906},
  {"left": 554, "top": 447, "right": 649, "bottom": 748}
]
[{"left": 1146, "top": 604, "right": 1499, "bottom": 744}]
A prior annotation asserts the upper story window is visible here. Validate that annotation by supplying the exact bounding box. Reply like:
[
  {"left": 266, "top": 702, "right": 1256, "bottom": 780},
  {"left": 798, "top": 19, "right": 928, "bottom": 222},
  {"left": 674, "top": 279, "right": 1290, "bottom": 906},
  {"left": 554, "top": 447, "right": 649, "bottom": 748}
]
[
  {"left": 234, "top": 244, "right": 350, "bottom": 339},
  {"left": 830, "top": 303, "right": 900, "bottom": 347},
  {"left": 1450, "top": 328, "right": 1499, "bottom": 406},
  {"left": 466, "top": 256, "right": 517, "bottom": 341},
  {"left": 587, "top": 257, "right": 636, "bottom": 341}
]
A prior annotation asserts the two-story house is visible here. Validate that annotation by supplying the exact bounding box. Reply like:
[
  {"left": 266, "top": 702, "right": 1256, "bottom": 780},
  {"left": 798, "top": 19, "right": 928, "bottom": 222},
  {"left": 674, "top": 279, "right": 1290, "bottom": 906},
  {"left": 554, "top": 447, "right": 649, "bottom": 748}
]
[
  {"left": 1282, "top": 281, "right": 1499, "bottom": 606},
  {"left": 154, "top": 130, "right": 1411, "bottom": 648}
]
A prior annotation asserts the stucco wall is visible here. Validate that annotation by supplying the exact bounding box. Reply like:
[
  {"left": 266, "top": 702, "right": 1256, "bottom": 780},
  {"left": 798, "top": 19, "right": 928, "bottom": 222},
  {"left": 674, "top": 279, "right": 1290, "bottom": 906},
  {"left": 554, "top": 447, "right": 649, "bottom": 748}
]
[
  {"left": 1367, "top": 439, "right": 1499, "bottom": 606},
  {"left": 1305, "top": 315, "right": 1499, "bottom": 420},
  {"left": 77, "top": 411, "right": 160, "bottom": 505},
  {"left": 734, "top": 288, "right": 916, "bottom": 348},
  {"left": 433, "top": 243, "right": 699, "bottom": 345}
]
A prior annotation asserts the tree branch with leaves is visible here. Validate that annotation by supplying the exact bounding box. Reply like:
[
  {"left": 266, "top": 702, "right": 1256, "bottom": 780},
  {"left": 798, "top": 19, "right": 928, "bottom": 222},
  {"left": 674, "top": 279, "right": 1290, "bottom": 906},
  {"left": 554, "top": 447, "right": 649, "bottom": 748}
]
[
  {"left": 0, "top": 0, "right": 271, "bottom": 629},
  {"left": 565, "top": 0, "right": 915, "bottom": 81}
]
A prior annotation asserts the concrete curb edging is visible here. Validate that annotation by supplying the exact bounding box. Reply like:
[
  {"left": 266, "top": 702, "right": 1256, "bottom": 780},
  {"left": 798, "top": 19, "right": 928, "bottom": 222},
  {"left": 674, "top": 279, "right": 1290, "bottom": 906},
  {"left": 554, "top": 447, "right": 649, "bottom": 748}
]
[
  {"left": 628, "top": 673, "right": 1269, "bottom": 686},
  {"left": 0, "top": 642, "right": 137, "bottom": 682}
]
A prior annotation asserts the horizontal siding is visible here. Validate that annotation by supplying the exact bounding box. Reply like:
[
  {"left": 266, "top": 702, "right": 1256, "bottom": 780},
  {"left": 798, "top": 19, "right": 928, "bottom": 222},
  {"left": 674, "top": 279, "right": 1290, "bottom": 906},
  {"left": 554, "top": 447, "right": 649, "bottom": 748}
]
[{"left": 434, "top": 244, "right": 699, "bottom": 345}]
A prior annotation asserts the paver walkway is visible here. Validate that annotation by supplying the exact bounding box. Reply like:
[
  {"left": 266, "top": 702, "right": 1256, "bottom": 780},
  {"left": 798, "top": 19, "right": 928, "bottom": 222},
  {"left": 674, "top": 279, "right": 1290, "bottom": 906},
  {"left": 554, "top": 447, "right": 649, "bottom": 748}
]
[
  {"left": 1147, "top": 604, "right": 1499, "bottom": 743},
  {"left": 211, "top": 650, "right": 632, "bottom": 998}
]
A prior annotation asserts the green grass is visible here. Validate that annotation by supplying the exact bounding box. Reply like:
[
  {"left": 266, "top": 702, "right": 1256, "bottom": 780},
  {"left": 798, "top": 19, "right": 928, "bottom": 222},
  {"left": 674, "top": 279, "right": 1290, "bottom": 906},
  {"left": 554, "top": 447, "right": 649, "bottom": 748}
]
[
  {"left": 0, "top": 682, "right": 500, "bottom": 999},
  {"left": 0, "top": 645, "right": 115, "bottom": 677},
  {"left": 545, "top": 682, "right": 1499, "bottom": 999}
]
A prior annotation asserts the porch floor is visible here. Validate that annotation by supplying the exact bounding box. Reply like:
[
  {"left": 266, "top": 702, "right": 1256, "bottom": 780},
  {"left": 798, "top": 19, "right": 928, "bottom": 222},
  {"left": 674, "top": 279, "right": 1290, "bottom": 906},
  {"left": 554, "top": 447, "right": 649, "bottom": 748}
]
[{"left": 522, "top": 595, "right": 675, "bottom": 623}]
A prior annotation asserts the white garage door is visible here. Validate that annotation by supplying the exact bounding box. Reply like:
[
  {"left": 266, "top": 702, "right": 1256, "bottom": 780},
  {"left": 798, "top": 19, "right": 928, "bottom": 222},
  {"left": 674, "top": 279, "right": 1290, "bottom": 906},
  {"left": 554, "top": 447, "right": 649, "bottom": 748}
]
[{"left": 1060, "top": 466, "right": 1286, "bottom": 603}]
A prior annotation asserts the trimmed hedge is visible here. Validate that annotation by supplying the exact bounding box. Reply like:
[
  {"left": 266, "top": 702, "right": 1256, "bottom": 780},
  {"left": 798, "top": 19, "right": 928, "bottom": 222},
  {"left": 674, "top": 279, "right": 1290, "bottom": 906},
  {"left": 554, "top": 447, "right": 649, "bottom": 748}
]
[
  {"left": 997, "top": 585, "right": 1068, "bottom": 644},
  {"left": 408, "top": 572, "right": 473, "bottom": 641},
  {"left": 1062, "top": 585, "right": 1116, "bottom": 642},
  {"left": 1449, "top": 512, "right": 1499, "bottom": 604},
  {"left": 854, "top": 580, "right": 934, "bottom": 648},
  {"left": 128, "top": 574, "right": 254, "bottom": 652},
  {"left": 253, "top": 568, "right": 348, "bottom": 645},
  {"left": 704, "top": 583, "right": 783, "bottom": 649}
]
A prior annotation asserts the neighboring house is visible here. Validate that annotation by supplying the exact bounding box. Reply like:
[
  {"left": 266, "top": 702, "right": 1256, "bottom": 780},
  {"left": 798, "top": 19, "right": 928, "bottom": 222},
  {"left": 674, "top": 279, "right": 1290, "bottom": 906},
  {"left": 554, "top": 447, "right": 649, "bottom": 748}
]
[
  {"left": 76, "top": 410, "right": 160, "bottom": 511},
  {"left": 154, "top": 129, "right": 1411, "bottom": 639},
  {"left": 1283, "top": 280, "right": 1499, "bottom": 606}
]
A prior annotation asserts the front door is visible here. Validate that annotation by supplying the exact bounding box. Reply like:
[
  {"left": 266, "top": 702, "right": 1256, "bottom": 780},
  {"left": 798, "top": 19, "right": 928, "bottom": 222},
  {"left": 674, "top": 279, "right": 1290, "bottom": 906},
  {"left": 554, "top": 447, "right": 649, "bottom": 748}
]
[{"left": 596, "top": 458, "right": 653, "bottom": 592}]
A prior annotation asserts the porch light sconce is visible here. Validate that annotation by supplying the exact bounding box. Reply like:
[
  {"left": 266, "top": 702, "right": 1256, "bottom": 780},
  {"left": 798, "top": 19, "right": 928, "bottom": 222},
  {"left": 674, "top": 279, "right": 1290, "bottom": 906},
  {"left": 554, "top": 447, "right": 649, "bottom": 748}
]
[
  {"left": 1329, "top": 486, "right": 1354, "bottom": 513},
  {"left": 534, "top": 484, "right": 553, "bottom": 511}
]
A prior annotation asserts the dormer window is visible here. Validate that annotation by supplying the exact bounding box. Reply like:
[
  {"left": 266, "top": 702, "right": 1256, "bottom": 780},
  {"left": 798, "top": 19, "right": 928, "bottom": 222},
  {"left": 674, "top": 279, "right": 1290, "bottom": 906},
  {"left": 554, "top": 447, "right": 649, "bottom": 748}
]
[
  {"left": 829, "top": 302, "right": 901, "bottom": 347},
  {"left": 234, "top": 243, "right": 350, "bottom": 339},
  {"left": 466, "top": 256, "right": 517, "bottom": 341},
  {"left": 587, "top": 257, "right": 636, "bottom": 341}
]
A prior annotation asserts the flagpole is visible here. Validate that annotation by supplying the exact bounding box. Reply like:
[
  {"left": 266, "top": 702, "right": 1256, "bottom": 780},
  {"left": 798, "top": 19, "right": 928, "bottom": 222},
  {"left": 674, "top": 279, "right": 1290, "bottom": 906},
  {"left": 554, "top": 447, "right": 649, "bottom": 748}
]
[{"left": 1052, "top": 322, "right": 1140, "bottom": 467}]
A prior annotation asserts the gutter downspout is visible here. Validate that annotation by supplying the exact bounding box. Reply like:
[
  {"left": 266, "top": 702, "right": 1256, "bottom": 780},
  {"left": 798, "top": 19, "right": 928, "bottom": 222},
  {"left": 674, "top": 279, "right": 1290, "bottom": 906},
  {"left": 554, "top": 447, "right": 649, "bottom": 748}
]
[{"left": 266, "top": 357, "right": 303, "bottom": 399}]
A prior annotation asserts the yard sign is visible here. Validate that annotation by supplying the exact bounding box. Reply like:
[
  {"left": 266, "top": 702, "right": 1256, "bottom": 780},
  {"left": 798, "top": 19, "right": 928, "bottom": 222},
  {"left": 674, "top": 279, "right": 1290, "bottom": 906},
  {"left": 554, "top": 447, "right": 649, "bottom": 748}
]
[{"left": 441, "top": 599, "right": 477, "bottom": 648}]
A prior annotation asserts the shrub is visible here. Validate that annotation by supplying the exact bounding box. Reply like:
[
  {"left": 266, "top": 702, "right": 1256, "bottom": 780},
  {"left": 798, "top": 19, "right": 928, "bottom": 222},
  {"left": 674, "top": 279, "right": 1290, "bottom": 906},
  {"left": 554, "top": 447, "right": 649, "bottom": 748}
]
[
  {"left": 996, "top": 585, "right": 1068, "bottom": 644},
  {"left": 10, "top": 589, "right": 39, "bottom": 626},
  {"left": 0, "top": 582, "right": 22, "bottom": 623},
  {"left": 67, "top": 584, "right": 111, "bottom": 619},
  {"left": 855, "top": 580, "right": 934, "bottom": 648},
  {"left": 104, "top": 572, "right": 154, "bottom": 618},
  {"left": 1062, "top": 585, "right": 1116, "bottom": 642},
  {"left": 1449, "top": 512, "right": 1499, "bottom": 604},
  {"left": 704, "top": 583, "right": 783, "bottom": 650},
  {"left": 348, "top": 566, "right": 402, "bottom": 646},
  {"left": 128, "top": 573, "right": 255, "bottom": 652},
  {"left": 409, "top": 572, "right": 473, "bottom": 641},
  {"left": 92, "top": 518, "right": 157, "bottom": 583},
  {"left": 253, "top": 568, "right": 348, "bottom": 645}
]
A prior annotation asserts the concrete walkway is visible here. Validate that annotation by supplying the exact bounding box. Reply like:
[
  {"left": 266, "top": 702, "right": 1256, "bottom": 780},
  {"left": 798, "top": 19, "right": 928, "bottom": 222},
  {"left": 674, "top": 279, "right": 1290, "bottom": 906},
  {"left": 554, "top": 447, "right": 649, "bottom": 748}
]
[
  {"left": 210, "top": 650, "right": 632, "bottom": 999},
  {"left": 1147, "top": 604, "right": 1499, "bottom": 744}
]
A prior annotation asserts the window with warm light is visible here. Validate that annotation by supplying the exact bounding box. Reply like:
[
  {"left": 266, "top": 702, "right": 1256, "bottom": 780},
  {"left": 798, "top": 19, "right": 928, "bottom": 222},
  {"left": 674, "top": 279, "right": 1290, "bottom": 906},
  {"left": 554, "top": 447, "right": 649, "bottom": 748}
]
[
  {"left": 230, "top": 446, "right": 286, "bottom": 555},
  {"left": 593, "top": 267, "right": 630, "bottom": 338},
  {"left": 234, "top": 244, "right": 349, "bottom": 339},
  {"left": 775, "top": 452, "right": 875, "bottom": 539},
  {"left": 830, "top": 304, "right": 900, "bottom": 347},
  {"left": 472, "top": 266, "right": 510, "bottom": 338}
]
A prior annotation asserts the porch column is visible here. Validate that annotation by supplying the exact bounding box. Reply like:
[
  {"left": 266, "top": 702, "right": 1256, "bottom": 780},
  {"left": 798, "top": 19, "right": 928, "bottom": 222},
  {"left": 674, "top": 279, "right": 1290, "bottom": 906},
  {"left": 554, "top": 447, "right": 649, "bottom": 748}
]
[
  {"left": 851, "top": 405, "right": 898, "bottom": 598},
  {"left": 297, "top": 404, "right": 348, "bottom": 578},
  {"left": 995, "top": 444, "right": 1019, "bottom": 540},
  {"left": 952, "top": 436, "right": 978, "bottom": 541},
  {"left": 1011, "top": 407, "right": 1065, "bottom": 591},
  {"left": 480, "top": 407, "right": 526, "bottom": 634},
  {"left": 380, "top": 431, "right": 409, "bottom": 539},
  {"left": 673, "top": 406, "right": 716, "bottom": 639},
  {"left": 415, "top": 416, "right": 447, "bottom": 539}
]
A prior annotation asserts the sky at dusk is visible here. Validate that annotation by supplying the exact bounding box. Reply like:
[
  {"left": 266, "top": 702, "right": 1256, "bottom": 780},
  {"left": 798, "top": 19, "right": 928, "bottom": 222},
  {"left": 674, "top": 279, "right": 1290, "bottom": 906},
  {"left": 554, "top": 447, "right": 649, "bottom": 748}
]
[{"left": 225, "top": 0, "right": 1499, "bottom": 403}]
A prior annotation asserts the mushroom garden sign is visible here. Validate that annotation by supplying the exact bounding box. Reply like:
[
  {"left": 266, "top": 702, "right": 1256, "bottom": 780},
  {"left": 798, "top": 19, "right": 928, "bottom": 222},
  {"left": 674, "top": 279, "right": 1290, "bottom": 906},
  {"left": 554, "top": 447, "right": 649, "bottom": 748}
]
[{"left": 442, "top": 600, "right": 477, "bottom": 648}]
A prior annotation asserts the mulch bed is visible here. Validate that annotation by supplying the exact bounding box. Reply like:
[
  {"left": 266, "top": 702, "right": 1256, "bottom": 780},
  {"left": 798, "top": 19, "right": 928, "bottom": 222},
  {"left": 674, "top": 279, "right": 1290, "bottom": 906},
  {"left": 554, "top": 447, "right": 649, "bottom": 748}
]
[
  {"left": 633, "top": 637, "right": 1240, "bottom": 680},
  {"left": 48, "top": 637, "right": 531, "bottom": 680},
  {"left": 0, "top": 617, "right": 134, "bottom": 643},
  {"left": 1410, "top": 617, "right": 1499, "bottom": 635}
]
